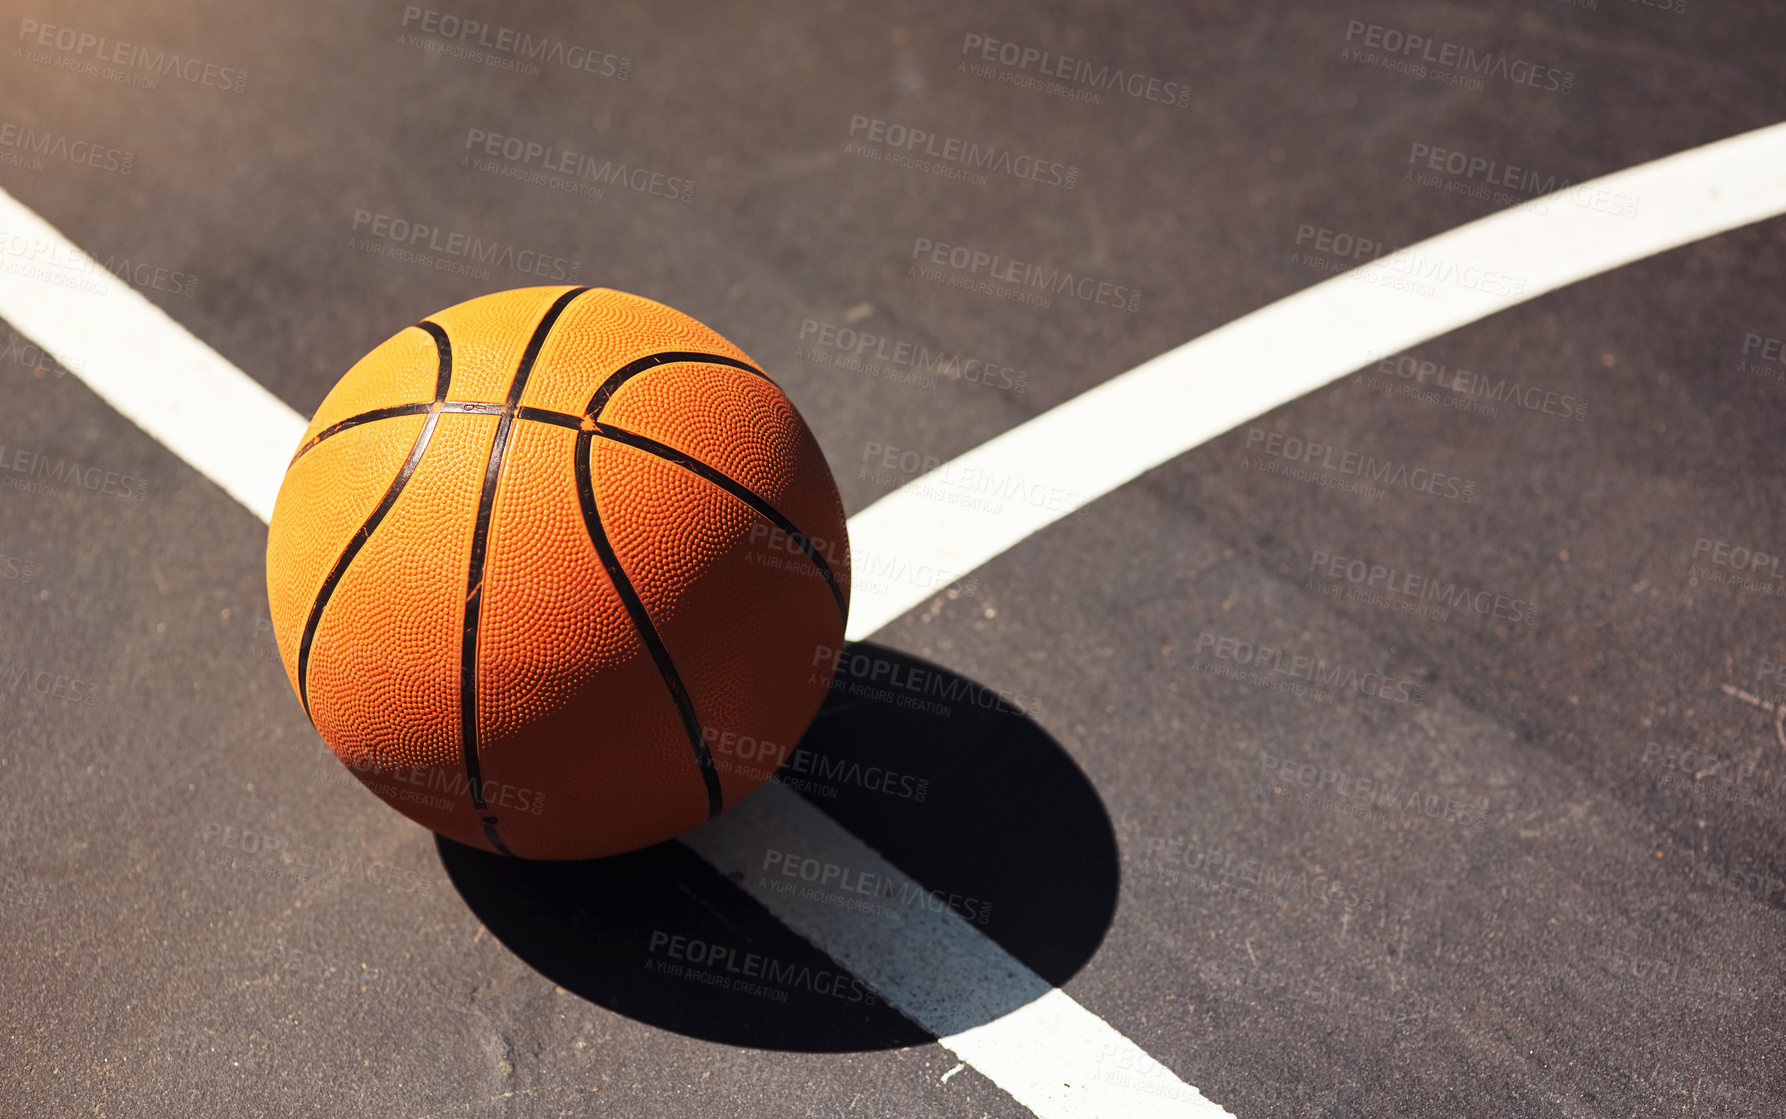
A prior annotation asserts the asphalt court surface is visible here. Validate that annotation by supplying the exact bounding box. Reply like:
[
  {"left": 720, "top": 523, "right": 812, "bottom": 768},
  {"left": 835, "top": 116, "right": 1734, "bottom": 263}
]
[{"left": 3, "top": 0, "right": 1786, "bottom": 1116}]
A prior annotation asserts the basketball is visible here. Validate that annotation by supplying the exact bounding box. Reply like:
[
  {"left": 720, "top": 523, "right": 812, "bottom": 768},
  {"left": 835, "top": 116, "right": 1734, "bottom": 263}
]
[{"left": 264, "top": 286, "right": 851, "bottom": 860}]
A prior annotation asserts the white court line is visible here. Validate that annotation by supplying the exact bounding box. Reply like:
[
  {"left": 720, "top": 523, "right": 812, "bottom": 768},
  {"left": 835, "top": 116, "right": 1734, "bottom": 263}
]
[
  {"left": 1, "top": 121, "right": 1782, "bottom": 1119},
  {"left": 844, "top": 121, "right": 1786, "bottom": 639},
  {"left": 683, "top": 782, "right": 1230, "bottom": 1117},
  {"left": 0, "top": 188, "right": 1233, "bottom": 1119},
  {"left": 0, "top": 201, "right": 305, "bottom": 522}
]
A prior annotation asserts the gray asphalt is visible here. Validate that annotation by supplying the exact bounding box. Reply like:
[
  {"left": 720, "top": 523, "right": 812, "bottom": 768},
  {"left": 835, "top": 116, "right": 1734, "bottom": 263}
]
[{"left": 3, "top": 0, "right": 1785, "bottom": 1116}]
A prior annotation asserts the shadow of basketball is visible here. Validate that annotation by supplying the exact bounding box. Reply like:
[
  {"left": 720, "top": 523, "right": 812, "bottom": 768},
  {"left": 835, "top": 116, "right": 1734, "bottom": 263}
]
[{"left": 438, "top": 640, "right": 1119, "bottom": 1052}]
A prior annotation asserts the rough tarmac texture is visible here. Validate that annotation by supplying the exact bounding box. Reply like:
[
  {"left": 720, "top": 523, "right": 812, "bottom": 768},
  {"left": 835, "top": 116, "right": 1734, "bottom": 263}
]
[{"left": 2, "top": 0, "right": 1784, "bottom": 1116}]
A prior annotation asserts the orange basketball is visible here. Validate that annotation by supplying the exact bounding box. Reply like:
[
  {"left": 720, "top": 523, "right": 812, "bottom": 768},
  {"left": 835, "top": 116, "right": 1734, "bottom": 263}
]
[{"left": 265, "top": 287, "right": 850, "bottom": 859}]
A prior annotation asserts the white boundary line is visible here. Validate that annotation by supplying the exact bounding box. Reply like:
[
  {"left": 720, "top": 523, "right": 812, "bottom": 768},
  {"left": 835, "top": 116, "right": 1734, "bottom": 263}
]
[
  {"left": 0, "top": 200, "right": 305, "bottom": 522},
  {"left": 1, "top": 122, "right": 1782, "bottom": 1119},
  {"left": 0, "top": 184, "right": 1234, "bottom": 1119},
  {"left": 683, "top": 782, "right": 1232, "bottom": 1117},
  {"left": 844, "top": 122, "right": 1786, "bottom": 639}
]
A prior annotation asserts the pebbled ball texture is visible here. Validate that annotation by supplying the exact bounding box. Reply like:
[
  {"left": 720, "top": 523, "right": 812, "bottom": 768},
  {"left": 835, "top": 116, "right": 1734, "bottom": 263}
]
[{"left": 266, "top": 287, "right": 850, "bottom": 859}]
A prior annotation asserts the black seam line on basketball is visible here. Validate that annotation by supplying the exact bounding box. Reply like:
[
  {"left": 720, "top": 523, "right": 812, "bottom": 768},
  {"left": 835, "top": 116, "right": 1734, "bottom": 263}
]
[
  {"left": 584, "top": 351, "right": 770, "bottom": 420},
  {"left": 287, "top": 323, "right": 454, "bottom": 466},
  {"left": 295, "top": 324, "right": 453, "bottom": 718},
  {"left": 573, "top": 427, "right": 725, "bottom": 820},
  {"left": 286, "top": 350, "right": 755, "bottom": 466},
  {"left": 288, "top": 404, "right": 432, "bottom": 466},
  {"left": 515, "top": 406, "right": 585, "bottom": 429},
  {"left": 480, "top": 819, "right": 513, "bottom": 857},
  {"left": 292, "top": 401, "right": 587, "bottom": 464},
  {"left": 416, "top": 320, "right": 453, "bottom": 399},
  {"left": 590, "top": 423, "right": 848, "bottom": 623},
  {"left": 458, "top": 287, "right": 589, "bottom": 829}
]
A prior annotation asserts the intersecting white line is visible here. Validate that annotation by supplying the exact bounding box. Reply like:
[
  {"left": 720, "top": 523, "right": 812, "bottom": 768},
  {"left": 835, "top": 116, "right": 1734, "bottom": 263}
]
[
  {"left": 843, "top": 122, "right": 1786, "bottom": 640},
  {"left": 2, "top": 121, "right": 1782, "bottom": 1119}
]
